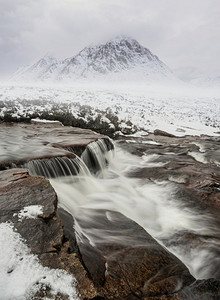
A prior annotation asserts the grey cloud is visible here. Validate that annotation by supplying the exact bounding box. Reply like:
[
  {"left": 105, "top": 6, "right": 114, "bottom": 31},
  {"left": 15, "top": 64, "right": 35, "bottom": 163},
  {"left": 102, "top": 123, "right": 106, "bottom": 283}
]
[{"left": 0, "top": 0, "right": 220, "bottom": 78}]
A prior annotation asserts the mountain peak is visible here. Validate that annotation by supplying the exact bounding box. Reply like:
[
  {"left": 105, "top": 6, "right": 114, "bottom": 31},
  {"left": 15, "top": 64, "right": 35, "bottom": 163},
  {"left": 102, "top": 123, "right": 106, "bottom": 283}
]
[
  {"left": 107, "top": 34, "right": 136, "bottom": 43},
  {"left": 12, "top": 36, "right": 173, "bottom": 82},
  {"left": 39, "top": 53, "right": 57, "bottom": 64}
]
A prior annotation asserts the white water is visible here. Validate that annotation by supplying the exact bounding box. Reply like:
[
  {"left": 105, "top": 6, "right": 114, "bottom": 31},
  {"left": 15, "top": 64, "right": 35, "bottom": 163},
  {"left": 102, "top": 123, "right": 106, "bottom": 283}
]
[
  {"left": 49, "top": 144, "right": 219, "bottom": 280},
  {"left": 25, "top": 156, "right": 89, "bottom": 178}
]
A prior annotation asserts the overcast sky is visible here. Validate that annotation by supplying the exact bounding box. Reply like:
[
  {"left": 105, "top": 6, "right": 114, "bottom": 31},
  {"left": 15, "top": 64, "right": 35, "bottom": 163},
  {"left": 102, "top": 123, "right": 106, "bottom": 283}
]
[{"left": 0, "top": 0, "right": 220, "bottom": 79}]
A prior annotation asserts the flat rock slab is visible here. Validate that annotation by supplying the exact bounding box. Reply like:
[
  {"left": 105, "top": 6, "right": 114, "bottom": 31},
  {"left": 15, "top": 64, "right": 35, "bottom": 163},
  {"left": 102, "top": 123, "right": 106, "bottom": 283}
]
[
  {"left": 0, "top": 122, "right": 108, "bottom": 168},
  {"left": 117, "top": 134, "right": 220, "bottom": 214}
]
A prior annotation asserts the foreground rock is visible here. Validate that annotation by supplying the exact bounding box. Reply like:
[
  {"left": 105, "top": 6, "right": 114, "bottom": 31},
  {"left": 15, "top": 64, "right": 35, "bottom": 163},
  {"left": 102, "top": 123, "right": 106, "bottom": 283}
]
[
  {"left": 0, "top": 122, "right": 111, "bottom": 170},
  {"left": 0, "top": 169, "right": 97, "bottom": 299}
]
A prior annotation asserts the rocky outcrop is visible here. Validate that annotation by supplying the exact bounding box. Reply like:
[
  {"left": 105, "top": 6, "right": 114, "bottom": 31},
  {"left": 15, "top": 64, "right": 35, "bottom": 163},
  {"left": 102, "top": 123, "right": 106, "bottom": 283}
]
[
  {"left": 1, "top": 122, "right": 220, "bottom": 299},
  {"left": 1, "top": 167, "right": 194, "bottom": 299},
  {"left": 117, "top": 133, "right": 220, "bottom": 213}
]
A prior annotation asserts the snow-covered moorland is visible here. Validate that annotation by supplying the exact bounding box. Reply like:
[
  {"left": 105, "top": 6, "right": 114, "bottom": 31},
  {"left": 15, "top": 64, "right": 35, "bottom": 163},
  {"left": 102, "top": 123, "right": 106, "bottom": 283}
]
[{"left": 0, "top": 82, "right": 219, "bottom": 137}]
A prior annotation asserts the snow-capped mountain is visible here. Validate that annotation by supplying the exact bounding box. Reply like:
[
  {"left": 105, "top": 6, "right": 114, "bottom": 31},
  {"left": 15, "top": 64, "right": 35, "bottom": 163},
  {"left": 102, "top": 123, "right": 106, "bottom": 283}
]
[
  {"left": 11, "top": 36, "right": 174, "bottom": 83},
  {"left": 11, "top": 54, "right": 58, "bottom": 81}
]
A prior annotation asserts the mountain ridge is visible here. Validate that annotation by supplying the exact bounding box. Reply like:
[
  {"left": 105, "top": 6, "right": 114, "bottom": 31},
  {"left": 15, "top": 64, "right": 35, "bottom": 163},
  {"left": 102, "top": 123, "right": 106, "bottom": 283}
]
[{"left": 11, "top": 36, "right": 175, "bottom": 83}]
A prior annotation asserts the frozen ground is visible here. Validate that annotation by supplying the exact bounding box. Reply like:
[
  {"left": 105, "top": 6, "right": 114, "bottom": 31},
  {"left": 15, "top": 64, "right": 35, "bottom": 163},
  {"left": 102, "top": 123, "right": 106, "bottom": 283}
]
[
  {"left": 0, "top": 85, "right": 220, "bottom": 135},
  {"left": 0, "top": 82, "right": 219, "bottom": 136}
]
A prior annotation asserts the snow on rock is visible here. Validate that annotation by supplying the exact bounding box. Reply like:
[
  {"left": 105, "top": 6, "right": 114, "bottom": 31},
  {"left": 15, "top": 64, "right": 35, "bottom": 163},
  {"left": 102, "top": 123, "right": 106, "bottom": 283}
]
[
  {"left": 31, "top": 118, "right": 63, "bottom": 126},
  {"left": 0, "top": 222, "right": 79, "bottom": 300},
  {"left": 16, "top": 205, "right": 43, "bottom": 221}
]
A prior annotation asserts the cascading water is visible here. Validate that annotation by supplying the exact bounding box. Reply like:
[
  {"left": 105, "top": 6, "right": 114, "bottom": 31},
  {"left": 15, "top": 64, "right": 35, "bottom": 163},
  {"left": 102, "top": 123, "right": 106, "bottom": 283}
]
[
  {"left": 81, "top": 139, "right": 114, "bottom": 173},
  {"left": 20, "top": 138, "right": 114, "bottom": 178},
  {"left": 23, "top": 156, "right": 90, "bottom": 178},
  {"left": 19, "top": 138, "right": 219, "bottom": 281}
]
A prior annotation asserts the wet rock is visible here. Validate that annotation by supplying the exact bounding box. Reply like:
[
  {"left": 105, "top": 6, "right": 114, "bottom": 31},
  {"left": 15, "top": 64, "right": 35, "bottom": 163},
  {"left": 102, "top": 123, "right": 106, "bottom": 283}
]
[
  {"left": 180, "top": 278, "right": 220, "bottom": 300},
  {"left": 1, "top": 168, "right": 219, "bottom": 299},
  {"left": 0, "top": 168, "right": 57, "bottom": 223},
  {"left": 74, "top": 209, "right": 195, "bottom": 299},
  {"left": 0, "top": 168, "right": 63, "bottom": 254},
  {"left": 118, "top": 134, "right": 220, "bottom": 215},
  {"left": 0, "top": 122, "right": 110, "bottom": 169}
]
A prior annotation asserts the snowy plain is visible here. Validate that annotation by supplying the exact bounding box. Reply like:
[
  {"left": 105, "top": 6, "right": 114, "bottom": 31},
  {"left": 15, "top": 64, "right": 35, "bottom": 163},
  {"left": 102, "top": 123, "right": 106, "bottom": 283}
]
[{"left": 0, "top": 81, "right": 219, "bottom": 137}]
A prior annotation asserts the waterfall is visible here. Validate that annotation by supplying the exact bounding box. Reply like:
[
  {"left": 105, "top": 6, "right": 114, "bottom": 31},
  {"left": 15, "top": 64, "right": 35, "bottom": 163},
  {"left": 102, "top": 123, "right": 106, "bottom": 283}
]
[
  {"left": 24, "top": 156, "right": 90, "bottom": 178},
  {"left": 19, "top": 138, "right": 114, "bottom": 178},
  {"left": 50, "top": 145, "right": 220, "bottom": 281},
  {"left": 81, "top": 138, "right": 114, "bottom": 173}
]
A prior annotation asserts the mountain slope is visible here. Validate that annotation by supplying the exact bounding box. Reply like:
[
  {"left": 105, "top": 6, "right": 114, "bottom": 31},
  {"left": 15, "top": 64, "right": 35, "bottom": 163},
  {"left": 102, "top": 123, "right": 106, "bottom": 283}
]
[
  {"left": 12, "top": 36, "right": 174, "bottom": 83},
  {"left": 11, "top": 55, "right": 58, "bottom": 81}
]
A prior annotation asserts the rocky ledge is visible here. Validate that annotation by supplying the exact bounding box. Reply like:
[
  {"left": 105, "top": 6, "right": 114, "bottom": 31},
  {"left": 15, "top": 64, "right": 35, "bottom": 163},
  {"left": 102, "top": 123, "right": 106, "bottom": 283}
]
[{"left": 0, "top": 121, "right": 112, "bottom": 170}]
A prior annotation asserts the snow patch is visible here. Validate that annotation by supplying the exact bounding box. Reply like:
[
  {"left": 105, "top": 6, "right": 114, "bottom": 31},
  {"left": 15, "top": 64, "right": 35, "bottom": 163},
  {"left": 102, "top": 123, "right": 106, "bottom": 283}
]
[
  {"left": 16, "top": 205, "right": 43, "bottom": 221},
  {"left": 0, "top": 222, "right": 79, "bottom": 300},
  {"left": 31, "top": 118, "right": 62, "bottom": 124}
]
